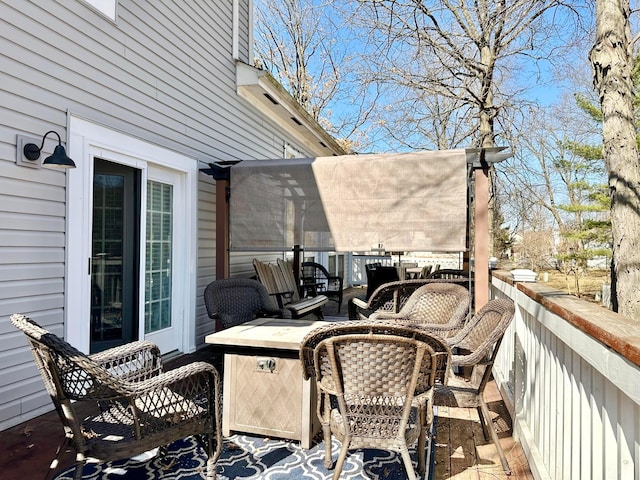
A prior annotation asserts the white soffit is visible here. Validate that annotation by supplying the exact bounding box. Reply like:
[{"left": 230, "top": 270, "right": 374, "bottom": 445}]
[{"left": 236, "top": 62, "right": 345, "bottom": 157}]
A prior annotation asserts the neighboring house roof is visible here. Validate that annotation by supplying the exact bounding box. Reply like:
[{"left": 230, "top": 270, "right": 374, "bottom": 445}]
[{"left": 236, "top": 61, "right": 346, "bottom": 157}]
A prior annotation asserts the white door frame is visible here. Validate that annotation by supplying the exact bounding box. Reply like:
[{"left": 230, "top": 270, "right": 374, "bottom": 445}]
[
  {"left": 65, "top": 116, "right": 198, "bottom": 355},
  {"left": 143, "top": 165, "right": 188, "bottom": 353}
]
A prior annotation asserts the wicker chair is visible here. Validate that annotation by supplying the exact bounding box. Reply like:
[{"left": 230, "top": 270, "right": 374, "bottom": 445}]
[
  {"left": 204, "top": 278, "right": 291, "bottom": 331},
  {"left": 366, "top": 282, "right": 472, "bottom": 338},
  {"left": 11, "top": 314, "right": 223, "bottom": 480},
  {"left": 434, "top": 298, "right": 516, "bottom": 475},
  {"left": 426, "top": 268, "right": 473, "bottom": 288},
  {"left": 425, "top": 268, "right": 468, "bottom": 279},
  {"left": 349, "top": 278, "right": 472, "bottom": 321},
  {"left": 301, "top": 321, "right": 451, "bottom": 480},
  {"left": 301, "top": 261, "right": 344, "bottom": 312},
  {"left": 349, "top": 279, "right": 427, "bottom": 319}
]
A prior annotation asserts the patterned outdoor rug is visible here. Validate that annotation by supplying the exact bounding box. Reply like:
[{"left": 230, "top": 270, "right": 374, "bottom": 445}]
[{"left": 54, "top": 429, "right": 435, "bottom": 479}]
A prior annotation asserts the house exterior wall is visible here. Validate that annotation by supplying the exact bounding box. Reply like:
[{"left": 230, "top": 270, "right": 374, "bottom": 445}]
[{"left": 0, "top": 0, "right": 334, "bottom": 430}]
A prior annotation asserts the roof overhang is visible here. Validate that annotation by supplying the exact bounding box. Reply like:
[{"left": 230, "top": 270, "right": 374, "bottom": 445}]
[{"left": 236, "top": 61, "right": 346, "bottom": 157}]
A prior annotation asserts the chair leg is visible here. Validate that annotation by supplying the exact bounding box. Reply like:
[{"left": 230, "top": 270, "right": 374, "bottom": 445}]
[
  {"left": 322, "top": 424, "right": 333, "bottom": 469},
  {"left": 476, "top": 405, "right": 490, "bottom": 441},
  {"left": 478, "top": 398, "right": 511, "bottom": 475},
  {"left": 43, "top": 437, "right": 72, "bottom": 480},
  {"left": 205, "top": 457, "right": 217, "bottom": 480},
  {"left": 399, "top": 446, "right": 418, "bottom": 480},
  {"left": 417, "top": 408, "right": 427, "bottom": 475},
  {"left": 205, "top": 433, "right": 220, "bottom": 480},
  {"left": 72, "top": 453, "right": 87, "bottom": 480},
  {"left": 332, "top": 440, "right": 350, "bottom": 480}
]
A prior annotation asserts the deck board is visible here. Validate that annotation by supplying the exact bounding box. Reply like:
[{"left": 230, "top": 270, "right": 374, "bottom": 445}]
[{"left": 433, "top": 402, "right": 533, "bottom": 480}]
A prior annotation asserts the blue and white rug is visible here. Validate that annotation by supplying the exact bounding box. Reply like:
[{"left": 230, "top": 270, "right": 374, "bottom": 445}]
[{"left": 55, "top": 431, "right": 435, "bottom": 479}]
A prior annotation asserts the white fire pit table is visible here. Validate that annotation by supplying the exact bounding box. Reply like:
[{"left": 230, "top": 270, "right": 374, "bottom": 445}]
[{"left": 205, "top": 317, "right": 328, "bottom": 448}]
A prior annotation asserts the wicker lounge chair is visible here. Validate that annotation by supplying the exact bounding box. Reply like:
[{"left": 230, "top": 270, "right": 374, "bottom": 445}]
[
  {"left": 11, "top": 314, "right": 222, "bottom": 480},
  {"left": 301, "top": 321, "right": 451, "bottom": 480},
  {"left": 433, "top": 298, "right": 516, "bottom": 475},
  {"left": 301, "top": 261, "right": 344, "bottom": 312},
  {"left": 368, "top": 282, "right": 472, "bottom": 338},
  {"left": 204, "top": 278, "right": 291, "bottom": 331}
]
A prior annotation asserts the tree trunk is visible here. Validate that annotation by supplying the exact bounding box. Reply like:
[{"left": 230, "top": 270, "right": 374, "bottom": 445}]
[
  {"left": 479, "top": 45, "right": 497, "bottom": 258},
  {"left": 590, "top": 0, "right": 640, "bottom": 319}
]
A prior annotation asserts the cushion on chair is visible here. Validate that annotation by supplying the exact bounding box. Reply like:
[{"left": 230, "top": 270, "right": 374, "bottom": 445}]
[{"left": 285, "top": 295, "right": 329, "bottom": 317}]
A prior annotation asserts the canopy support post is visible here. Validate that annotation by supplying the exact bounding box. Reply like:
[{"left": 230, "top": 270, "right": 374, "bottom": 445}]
[
  {"left": 201, "top": 162, "right": 236, "bottom": 280},
  {"left": 473, "top": 162, "right": 490, "bottom": 312},
  {"left": 215, "top": 177, "right": 230, "bottom": 280},
  {"left": 292, "top": 244, "right": 303, "bottom": 285}
]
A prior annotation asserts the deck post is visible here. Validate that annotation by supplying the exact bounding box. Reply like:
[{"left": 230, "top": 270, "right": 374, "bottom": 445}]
[
  {"left": 216, "top": 177, "right": 230, "bottom": 279},
  {"left": 473, "top": 163, "right": 489, "bottom": 311}
]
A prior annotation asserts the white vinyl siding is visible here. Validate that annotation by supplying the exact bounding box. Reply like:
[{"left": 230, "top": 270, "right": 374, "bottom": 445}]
[
  {"left": 82, "top": 0, "right": 117, "bottom": 20},
  {"left": 0, "top": 0, "right": 313, "bottom": 430}
]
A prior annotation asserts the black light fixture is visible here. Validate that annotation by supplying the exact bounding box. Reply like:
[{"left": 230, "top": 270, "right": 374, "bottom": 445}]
[{"left": 23, "top": 130, "right": 76, "bottom": 168}]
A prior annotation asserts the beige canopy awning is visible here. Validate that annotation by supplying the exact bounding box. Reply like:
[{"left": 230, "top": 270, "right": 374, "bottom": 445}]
[{"left": 228, "top": 150, "right": 468, "bottom": 252}]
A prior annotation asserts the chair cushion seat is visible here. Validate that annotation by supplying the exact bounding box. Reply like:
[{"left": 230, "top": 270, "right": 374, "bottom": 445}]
[{"left": 286, "top": 295, "right": 328, "bottom": 316}]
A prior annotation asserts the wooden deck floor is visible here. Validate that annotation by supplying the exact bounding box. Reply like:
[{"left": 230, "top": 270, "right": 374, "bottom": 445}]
[{"left": 432, "top": 384, "right": 533, "bottom": 480}]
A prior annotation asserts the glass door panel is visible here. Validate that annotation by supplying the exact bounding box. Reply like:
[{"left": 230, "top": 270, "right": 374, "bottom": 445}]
[
  {"left": 91, "top": 160, "right": 140, "bottom": 353},
  {"left": 145, "top": 181, "right": 173, "bottom": 334}
]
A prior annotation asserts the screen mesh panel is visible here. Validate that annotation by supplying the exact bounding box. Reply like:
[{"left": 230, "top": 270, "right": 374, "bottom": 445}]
[{"left": 229, "top": 150, "right": 467, "bottom": 252}]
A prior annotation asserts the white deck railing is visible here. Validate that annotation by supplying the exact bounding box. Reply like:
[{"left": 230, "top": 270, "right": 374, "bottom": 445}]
[
  {"left": 348, "top": 253, "right": 463, "bottom": 285},
  {"left": 490, "top": 271, "right": 640, "bottom": 480},
  {"left": 349, "top": 255, "right": 395, "bottom": 285}
]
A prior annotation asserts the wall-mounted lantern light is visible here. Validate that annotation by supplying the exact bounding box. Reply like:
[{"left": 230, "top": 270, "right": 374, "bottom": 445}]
[{"left": 19, "top": 130, "right": 76, "bottom": 168}]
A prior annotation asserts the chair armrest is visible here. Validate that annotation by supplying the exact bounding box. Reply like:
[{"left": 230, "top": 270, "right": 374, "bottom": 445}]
[
  {"left": 263, "top": 306, "right": 293, "bottom": 318},
  {"left": 114, "top": 362, "right": 222, "bottom": 435},
  {"left": 348, "top": 297, "right": 370, "bottom": 320},
  {"left": 134, "top": 361, "right": 220, "bottom": 393},
  {"left": 268, "top": 290, "right": 295, "bottom": 308},
  {"left": 367, "top": 311, "right": 405, "bottom": 322},
  {"left": 90, "top": 340, "right": 162, "bottom": 381},
  {"left": 92, "top": 361, "right": 220, "bottom": 402},
  {"left": 419, "top": 322, "right": 463, "bottom": 337},
  {"left": 351, "top": 297, "right": 367, "bottom": 309}
]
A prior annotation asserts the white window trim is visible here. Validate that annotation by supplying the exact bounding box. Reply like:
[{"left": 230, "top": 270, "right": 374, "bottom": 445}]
[
  {"left": 65, "top": 116, "right": 198, "bottom": 354},
  {"left": 82, "top": 0, "right": 117, "bottom": 21}
]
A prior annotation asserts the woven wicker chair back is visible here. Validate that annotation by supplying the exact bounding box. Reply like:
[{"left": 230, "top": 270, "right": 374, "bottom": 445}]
[
  {"left": 447, "top": 298, "right": 515, "bottom": 367},
  {"left": 301, "top": 320, "right": 451, "bottom": 389},
  {"left": 350, "top": 278, "right": 471, "bottom": 321},
  {"left": 368, "top": 282, "right": 471, "bottom": 338},
  {"left": 204, "top": 278, "right": 290, "bottom": 329}
]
